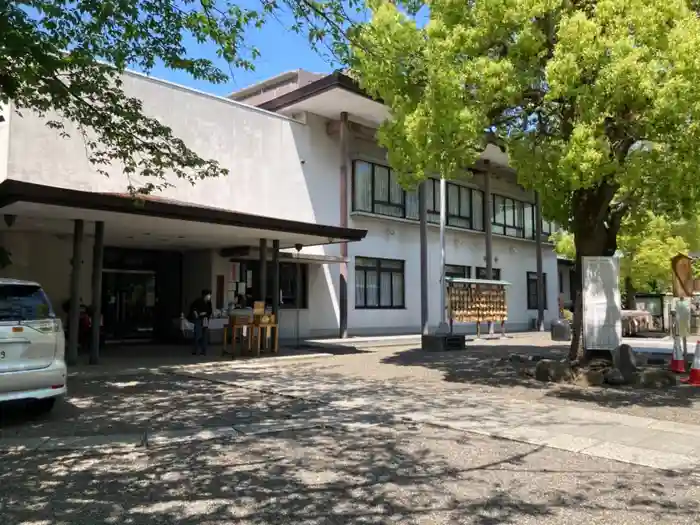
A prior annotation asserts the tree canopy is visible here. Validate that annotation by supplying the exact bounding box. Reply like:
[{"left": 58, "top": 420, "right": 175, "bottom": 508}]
[
  {"left": 350, "top": 0, "right": 700, "bottom": 257},
  {"left": 350, "top": 0, "right": 700, "bottom": 357},
  {"left": 1, "top": 0, "right": 356, "bottom": 194}
]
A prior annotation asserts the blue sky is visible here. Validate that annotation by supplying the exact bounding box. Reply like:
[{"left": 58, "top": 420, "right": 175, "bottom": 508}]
[{"left": 146, "top": 8, "right": 344, "bottom": 97}]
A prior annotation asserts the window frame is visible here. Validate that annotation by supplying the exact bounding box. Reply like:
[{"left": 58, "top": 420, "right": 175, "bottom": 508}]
[
  {"left": 354, "top": 256, "right": 406, "bottom": 309},
  {"left": 445, "top": 264, "right": 471, "bottom": 279},
  {"left": 475, "top": 267, "right": 502, "bottom": 280},
  {"left": 526, "top": 271, "right": 548, "bottom": 310}
]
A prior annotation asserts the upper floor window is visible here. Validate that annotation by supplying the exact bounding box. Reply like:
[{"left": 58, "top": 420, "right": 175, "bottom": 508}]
[
  {"left": 445, "top": 264, "right": 471, "bottom": 279},
  {"left": 353, "top": 160, "right": 549, "bottom": 240}
]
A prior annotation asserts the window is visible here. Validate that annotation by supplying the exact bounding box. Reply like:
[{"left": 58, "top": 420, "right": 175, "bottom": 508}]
[
  {"left": 0, "top": 284, "right": 54, "bottom": 321},
  {"left": 264, "top": 262, "right": 308, "bottom": 309},
  {"left": 475, "top": 267, "right": 501, "bottom": 280},
  {"left": 492, "top": 195, "right": 525, "bottom": 238},
  {"left": 445, "top": 265, "right": 471, "bottom": 279},
  {"left": 527, "top": 272, "right": 548, "bottom": 310},
  {"left": 352, "top": 161, "right": 404, "bottom": 218},
  {"left": 352, "top": 161, "right": 485, "bottom": 231},
  {"left": 355, "top": 257, "right": 405, "bottom": 309}
]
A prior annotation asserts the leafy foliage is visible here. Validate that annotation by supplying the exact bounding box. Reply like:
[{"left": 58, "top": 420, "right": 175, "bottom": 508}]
[
  {"left": 1, "top": 0, "right": 361, "bottom": 194},
  {"left": 552, "top": 213, "right": 694, "bottom": 293},
  {"left": 350, "top": 0, "right": 700, "bottom": 256}
]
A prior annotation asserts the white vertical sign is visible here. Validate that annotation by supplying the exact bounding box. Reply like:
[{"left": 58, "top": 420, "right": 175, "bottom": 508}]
[{"left": 582, "top": 256, "right": 622, "bottom": 351}]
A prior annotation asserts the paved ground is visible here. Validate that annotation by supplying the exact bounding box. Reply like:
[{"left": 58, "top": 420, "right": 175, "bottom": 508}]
[
  {"left": 4, "top": 335, "right": 700, "bottom": 523},
  {"left": 3, "top": 424, "right": 700, "bottom": 524}
]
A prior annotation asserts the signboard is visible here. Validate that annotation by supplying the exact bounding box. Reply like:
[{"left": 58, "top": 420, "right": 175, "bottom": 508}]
[
  {"left": 582, "top": 256, "right": 622, "bottom": 351},
  {"left": 671, "top": 253, "right": 694, "bottom": 298}
]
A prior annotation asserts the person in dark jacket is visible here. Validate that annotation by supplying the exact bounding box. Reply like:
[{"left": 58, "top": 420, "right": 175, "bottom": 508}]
[{"left": 189, "top": 289, "right": 213, "bottom": 356}]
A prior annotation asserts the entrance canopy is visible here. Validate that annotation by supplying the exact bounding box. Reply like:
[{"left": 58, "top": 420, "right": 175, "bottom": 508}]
[{"left": 0, "top": 180, "right": 367, "bottom": 249}]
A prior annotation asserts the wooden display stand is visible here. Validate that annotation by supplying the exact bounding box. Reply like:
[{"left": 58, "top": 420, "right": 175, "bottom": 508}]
[
  {"left": 447, "top": 278, "right": 509, "bottom": 337},
  {"left": 222, "top": 301, "right": 279, "bottom": 358}
]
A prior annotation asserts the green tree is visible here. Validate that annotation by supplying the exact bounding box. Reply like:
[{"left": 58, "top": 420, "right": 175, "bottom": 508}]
[
  {"left": 350, "top": 0, "right": 700, "bottom": 359},
  {"left": 1, "top": 0, "right": 358, "bottom": 267},
  {"left": 1, "top": 0, "right": 356, "bottom": 194},
  {"left": 553, "top": 215, "right": 690, "bottom": 303}
]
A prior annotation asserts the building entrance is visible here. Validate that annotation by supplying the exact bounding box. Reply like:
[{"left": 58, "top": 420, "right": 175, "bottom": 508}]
[
  {"left": 101, "top": 247, "right": 182, "bottom": 343},
  {"left": 102, "top": 270, "right": 156, "bottom": 341}
]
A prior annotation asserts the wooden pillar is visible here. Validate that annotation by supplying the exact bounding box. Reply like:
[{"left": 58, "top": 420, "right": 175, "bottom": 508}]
[
  {"left": 89, "top": 221, "right": 105, "bottom": 365},
  {"left": 535, "top": 192, "right": 545, "bottom": 331},
  {"left": 259, "top": 239, "right": 268, "bottom": 304},
  {"left": 67, "top": 219, "right": 84, "bottom": 366},
  {"left": 338, "top": 111, "right": 349, "bottom": 338}
]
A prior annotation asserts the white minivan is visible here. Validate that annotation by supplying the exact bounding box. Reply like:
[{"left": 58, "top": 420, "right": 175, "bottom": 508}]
[{"left": 0, "top": 279, "right": 67, "bottom": 413}]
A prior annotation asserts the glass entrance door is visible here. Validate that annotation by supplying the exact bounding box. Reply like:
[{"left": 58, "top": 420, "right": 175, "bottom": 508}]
[{"left": 102, "top": 270, "right": 157, "bottom": 341}]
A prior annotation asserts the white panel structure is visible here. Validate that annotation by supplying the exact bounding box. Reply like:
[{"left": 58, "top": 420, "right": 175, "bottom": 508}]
[{"left": 582, "top": 256, "right": 622, "bottom": 351}]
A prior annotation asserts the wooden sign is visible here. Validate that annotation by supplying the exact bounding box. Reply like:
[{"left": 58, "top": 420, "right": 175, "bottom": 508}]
[{"left": 671, "top": 253, "right": 694, "bottom": 298}]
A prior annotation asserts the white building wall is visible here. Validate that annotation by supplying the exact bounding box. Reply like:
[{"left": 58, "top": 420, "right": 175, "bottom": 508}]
[
  {"left": 3, "top": 70, "right": 558, "bottom": 339},
  {"left": 347, "top": 217, "right": 558, "bottom": 334},
  {"left": 0, "top": 101, "right": 10, "bottom": 183},
  {"left": 5, "top": 72, "right": 341, "bottom": 229}
]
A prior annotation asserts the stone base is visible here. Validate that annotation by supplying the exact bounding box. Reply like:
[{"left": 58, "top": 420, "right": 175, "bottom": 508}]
[{"left": 422, "top": 334, "right": 466, "bottom": 352}]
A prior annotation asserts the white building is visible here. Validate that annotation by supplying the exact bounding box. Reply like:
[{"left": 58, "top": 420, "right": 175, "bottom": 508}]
[{"left": 0, "top": 68, "right": 559, "bottom": 354}]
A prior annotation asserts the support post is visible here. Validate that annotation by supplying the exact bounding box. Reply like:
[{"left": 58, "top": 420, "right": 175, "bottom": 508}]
[
  {"left": 271, "top": 240, "right": 280, "bottom": 319},
  {"left": 338, "top": 111, "right": 350, "bottom": 338},
  {"left": 89, "top": 221, "right": 104, "bottom": 365},
  {"left": 535, "top": 192, "right": 545, "bottom": 331},
  {"left": 419, "top": 181, "right": 429, "bottom": 335},
  {"left": 259, "top": 238, "right": 268, "bottom": 305},
  {"left": 67, "top": 219, "right": 84, "bottom": 366},
  {"left": 296, "top": 258, "right": 302, "bottom": 349},
  {"left": 437, "top": 177, "right": 448, "bottom": 333},
  {"left": 483, "top": 170, "right": 494, "bottom": 336}
]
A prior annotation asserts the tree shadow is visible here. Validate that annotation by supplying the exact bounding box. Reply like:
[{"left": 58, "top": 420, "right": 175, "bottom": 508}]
[
  {"left": 1, "top": 424, "right": 699, "bottom": 524},
  {"left": 379, "top": 345, "right": 700, "bottom": 411}
]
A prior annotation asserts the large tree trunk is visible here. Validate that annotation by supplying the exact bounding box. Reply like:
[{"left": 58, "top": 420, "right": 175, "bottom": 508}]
[{"left": 568, "top": 185, "right": 624, "bottom": 362}]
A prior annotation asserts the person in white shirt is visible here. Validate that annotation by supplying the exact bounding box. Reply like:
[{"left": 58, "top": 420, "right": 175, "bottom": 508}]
[{"left": 676, "top": 296, "right": 692, "bottom": 361}]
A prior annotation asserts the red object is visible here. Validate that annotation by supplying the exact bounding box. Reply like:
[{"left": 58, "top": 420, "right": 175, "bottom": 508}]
[
  {"left": 681, "top": 342, "right": 700, "bottom": 385},
  {"left": 670, "top": 335, "right": 686, "bottom": 374}
]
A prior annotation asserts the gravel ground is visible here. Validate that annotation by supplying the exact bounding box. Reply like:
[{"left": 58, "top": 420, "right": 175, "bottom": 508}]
[{"left": 1, "top": 424, "right": 698, "bottom": 525}]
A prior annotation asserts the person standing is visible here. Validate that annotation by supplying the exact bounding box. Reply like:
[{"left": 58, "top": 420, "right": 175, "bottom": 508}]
[
  {"left": 676, "top": 295, "right": 692, "bottom": 362},
  {"left": 189, "top": 289, "right": 212, "bottom": 356}
]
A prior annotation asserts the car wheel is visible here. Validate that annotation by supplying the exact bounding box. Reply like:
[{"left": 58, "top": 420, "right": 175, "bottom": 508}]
[{"left": 33, "top": 397, "right": 57, "bottom": 414}]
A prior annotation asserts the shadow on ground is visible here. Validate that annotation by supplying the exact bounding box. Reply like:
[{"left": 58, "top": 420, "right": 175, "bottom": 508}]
[
  {"left": 379, "top": 345, "right": 700, "bottom": 410},
  {"left": 1, "top": 424, "right": 698, "bottom": 525},
  {"left": 0, "top": 373, "right": 319, "bottom": 439}
]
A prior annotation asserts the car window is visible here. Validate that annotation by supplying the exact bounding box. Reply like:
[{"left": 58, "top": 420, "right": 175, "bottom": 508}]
[{"left": 0, "top": 285, "right": 55, "bottom": 321}]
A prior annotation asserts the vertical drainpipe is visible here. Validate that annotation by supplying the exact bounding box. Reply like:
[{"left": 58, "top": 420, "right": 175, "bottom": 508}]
[
  {"left": 535, "top": 191, "right": 545, "bottom": 331},
  {"left": 339, "top": 112, "right": 349, "bottom": 339},
  {"left": 483, "top": 167, "right": 494, "bottom": 337}
]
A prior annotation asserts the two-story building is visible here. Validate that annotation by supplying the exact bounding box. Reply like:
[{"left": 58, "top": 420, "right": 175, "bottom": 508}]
[{"left": 0, "top": 68, "right": 559, "bottom": 350}]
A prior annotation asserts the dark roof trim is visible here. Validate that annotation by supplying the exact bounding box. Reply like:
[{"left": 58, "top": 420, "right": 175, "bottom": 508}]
[
  {"left": 220, "top": 246, "right": 347, "bottom": 263},
  {"left": 0, "top": 180, "right": 367, "bottom": 243},
  {"left": 258, "top": 71, "right": 379, "bottom": 113}
]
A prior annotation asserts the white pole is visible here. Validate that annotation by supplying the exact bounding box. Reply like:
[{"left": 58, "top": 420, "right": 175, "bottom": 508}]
[{"left": 438, "top": 177, "right": 448, "bottom": 333}]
